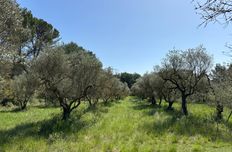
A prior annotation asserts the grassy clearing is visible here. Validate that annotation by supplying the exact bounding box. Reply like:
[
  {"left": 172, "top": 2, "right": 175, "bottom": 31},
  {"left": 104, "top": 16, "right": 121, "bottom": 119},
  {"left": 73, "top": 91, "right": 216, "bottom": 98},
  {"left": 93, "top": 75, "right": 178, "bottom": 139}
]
[{"left": 0, "top": 97, "right": 231, "bottom": 152}]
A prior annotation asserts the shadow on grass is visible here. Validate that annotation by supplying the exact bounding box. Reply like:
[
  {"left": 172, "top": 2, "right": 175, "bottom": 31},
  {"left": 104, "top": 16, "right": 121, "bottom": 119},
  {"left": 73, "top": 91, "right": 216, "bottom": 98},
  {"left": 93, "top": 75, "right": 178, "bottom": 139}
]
[
  {"left": 0, "top": 107, "right": 26, "bottom": 113},
  {"left": 132, "top": 103, "right": 155, "bottom": 110},
  {"left": 101, "top": 100, "right": 121, "bottom": 108},
  {"left": 0, "top": 105, "right": 58, "bottom": 113},
  {"left": 131, "top": 98, "right": 181, "bottom": 117},
  {"left": 146, "top": 114, "right": 231, "bottom": 142},
  {"left": 33, "top": 104, "right": 60, "bottom": 109},
  {"left": 0, "top": 103, "right": 111, "bottom": 148},
  {"left": 129, "top": 97, "right": 232, "bottom": 143}
]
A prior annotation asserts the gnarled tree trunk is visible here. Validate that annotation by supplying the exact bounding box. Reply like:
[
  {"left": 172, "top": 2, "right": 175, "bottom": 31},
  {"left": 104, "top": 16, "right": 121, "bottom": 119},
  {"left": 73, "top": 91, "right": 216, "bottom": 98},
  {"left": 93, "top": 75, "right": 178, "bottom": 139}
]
[
  {"left": 19, "top": 100, "right": 28, "bottom": 110},
  {"left": 62, "top": 105, "right": 71, "bottom": 120}
]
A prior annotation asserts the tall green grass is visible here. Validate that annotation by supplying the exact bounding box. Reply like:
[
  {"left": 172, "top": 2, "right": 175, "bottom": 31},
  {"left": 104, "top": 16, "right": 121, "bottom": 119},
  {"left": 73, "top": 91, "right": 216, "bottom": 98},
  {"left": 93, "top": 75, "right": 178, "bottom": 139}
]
[{"left": 0, "top": 97, "right": 231, "bottom": 152}]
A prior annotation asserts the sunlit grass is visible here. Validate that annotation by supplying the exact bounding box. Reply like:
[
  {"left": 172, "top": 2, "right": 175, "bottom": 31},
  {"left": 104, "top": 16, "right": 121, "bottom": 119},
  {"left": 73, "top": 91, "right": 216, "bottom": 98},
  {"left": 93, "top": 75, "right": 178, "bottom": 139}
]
[{"left": 0, "top": 97, "right": 231, "bottom": 152}]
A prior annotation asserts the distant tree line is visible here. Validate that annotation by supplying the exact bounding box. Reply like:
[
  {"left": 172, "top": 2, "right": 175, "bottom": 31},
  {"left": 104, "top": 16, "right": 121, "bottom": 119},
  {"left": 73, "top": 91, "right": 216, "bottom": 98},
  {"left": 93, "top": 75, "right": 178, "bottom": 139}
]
[{"left": 115, "top": 72, "right": 141, "bottom": 88}]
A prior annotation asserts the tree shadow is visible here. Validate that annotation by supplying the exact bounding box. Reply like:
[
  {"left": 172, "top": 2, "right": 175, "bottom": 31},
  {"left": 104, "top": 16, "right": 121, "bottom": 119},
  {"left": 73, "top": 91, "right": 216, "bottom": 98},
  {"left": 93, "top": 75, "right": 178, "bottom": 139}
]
[
  {"left": 33, "top": 104, "right": 60, "bottom": 109},
  {"left": 130, "top": 98, "right": 178, "bottom": 116},
  {"left": 130, "top": 96, "right": 145, "bottom": 102},
  {"left": 132, "top": 103, "right": 155, "bottom": 110},
  {"left": 97, "top": 100, "right": 122, "bottom": 108},
  {"left": 142, "top": 113, "right": 232, "bottom": 143},
  {"left": 0, "top": 102, "right": 112, "bottom": 149},
  {"left": 129, "top": 97, "right": 232, "bottom": 143},
  {"left": 0, "top": 107, "right": 27, "bottom": 113}
]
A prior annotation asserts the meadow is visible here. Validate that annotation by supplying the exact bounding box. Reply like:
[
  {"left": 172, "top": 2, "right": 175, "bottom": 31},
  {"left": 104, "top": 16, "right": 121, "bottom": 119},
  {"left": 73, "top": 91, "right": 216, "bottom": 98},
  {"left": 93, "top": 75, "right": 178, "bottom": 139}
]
[{"left": 0, "top": 97, "right": 231, "bottom": 152}]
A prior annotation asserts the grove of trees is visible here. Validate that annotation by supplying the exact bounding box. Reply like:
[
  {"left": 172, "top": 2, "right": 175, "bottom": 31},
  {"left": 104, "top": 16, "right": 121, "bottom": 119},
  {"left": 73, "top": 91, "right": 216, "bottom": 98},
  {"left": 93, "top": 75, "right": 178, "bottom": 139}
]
[
  {"left": 132, "top": 46, "right": 232, "bottom": 121},
  {"left": 1, "top": 0, "right": 232, "bottom": 123},
  {"left": 0, "top": 0, "right": 129, "bottom": 120}
]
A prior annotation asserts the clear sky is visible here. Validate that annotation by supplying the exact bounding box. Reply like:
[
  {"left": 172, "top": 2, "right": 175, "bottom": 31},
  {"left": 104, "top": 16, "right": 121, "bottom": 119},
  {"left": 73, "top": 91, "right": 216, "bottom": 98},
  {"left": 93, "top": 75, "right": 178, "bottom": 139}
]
[{"left": 17, "top": 0, "right": 232, "bottom": 74}]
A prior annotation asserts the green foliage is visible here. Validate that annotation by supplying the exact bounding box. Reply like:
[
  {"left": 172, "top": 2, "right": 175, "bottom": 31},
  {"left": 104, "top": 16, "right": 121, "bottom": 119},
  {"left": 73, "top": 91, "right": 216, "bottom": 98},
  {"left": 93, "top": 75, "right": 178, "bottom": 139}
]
[
  {"left": 11, "top": 72, "right": 38, "bottom": 110},
  {"left": 63, "top": 42, "right": 96, "bottom": 59},
  {"left": 0, "top": 0, "right": 24, "bottom": 49},
  {"left": 0, "top": 79, "right": 14, "bottom": 107},
  {"left": 30, "top": 46, "right": 102, "bottom": 119},
  {"left": 116, "top": 72, "right": 141, "bottom": 88},
  {"left": 21, "top": 9, "right": 60, "bottom": 58},
  {"left": 159, "top": 45, "right": 212, "bottom": 115}
]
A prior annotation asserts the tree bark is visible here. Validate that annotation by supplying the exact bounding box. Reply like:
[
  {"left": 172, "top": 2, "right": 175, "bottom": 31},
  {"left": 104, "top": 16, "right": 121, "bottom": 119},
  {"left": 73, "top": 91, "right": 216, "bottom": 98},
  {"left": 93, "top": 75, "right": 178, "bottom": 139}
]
[
  {"left": 88, "top": 100, "right": 92, "bottom": 106},
  {"left": 21, "top": 103, "right": 27, "bottom": 110},
  {"left": 150, "top": 96, "right": 157, "bottom": 105},
  {"left": 62, "top": 106, "right": 71, "bottom": 120},
  {"left": 167, "top": 101, "right": 174, "bottom": 110},
  {"left": 159, "top": 98, "right": 162, "bottom": 106},
  {"left": 58, "top": 97, "right": 71, "bottom": 120},
  {"left": 93, "top": 98, "right": 99, "bottom": 107},
  {"left": 1, "top": 98, "right": 8, "bottom": 106},
  {"left": 216, "top": 104, "right": 223, "bottom": 121},
  {"left": 19, "top": 100, "right": 27, "bottom": 110},
  {"left": 181, "top": 95, "right": 188, "bottom": 115}
]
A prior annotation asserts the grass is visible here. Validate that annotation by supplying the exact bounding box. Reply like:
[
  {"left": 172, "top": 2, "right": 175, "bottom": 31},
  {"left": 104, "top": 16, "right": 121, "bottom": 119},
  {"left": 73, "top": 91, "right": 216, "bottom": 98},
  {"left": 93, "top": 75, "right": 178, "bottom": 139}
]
[{"left": 0, "top": 97, "right": 231, "bottom": 152}]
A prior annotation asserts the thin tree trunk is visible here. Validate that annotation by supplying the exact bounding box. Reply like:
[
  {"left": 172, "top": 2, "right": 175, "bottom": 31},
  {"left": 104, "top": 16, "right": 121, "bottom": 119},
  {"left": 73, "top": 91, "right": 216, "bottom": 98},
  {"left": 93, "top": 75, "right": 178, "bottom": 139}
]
[
  {"left": 93, "top": 98, "right": 99, "bottom": 106},
  {"left": 19, "top": 100, "right": 27, "bottom": 110},
  {"left": 21, "top": 103, "right": 27, "bottom": 110},
  {"left": 159, "top": 98, "right": 162, "bottom": 106},
  {"left": 216, "top": 104, "right": 223, "bottom": 120},
  {"left": 181, "top": 95, "right": 188, "bottom": 115},
  {"left": 88, "top": 100, "right": 92, "bottom": 106},
  {"left": 167, "top": 101, "right": 174, "bottom": 110},
  {"left": 150, "top": 96, "right": 157, "bottom": 105}
]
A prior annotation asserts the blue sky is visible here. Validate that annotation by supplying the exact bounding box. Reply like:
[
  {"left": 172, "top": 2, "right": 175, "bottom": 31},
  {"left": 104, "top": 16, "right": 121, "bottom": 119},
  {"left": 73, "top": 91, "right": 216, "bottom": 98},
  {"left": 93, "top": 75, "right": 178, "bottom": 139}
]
[{"left": 17, "top": 0, "right": 232, "bottom": 74}]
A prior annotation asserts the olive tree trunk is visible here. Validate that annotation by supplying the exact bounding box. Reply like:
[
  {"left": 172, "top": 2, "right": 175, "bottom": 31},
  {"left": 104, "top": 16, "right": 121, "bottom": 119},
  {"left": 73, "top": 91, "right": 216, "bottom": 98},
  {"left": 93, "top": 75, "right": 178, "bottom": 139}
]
[
  {"left": 150, "top": 96, "right": 157, "bottom": 105},
  {"left": 62, "top": 106, "right": 71, "bottom": 120},
  {"left": 181, "top": 94, "right": 188, "bottom": 115},
  {"left": 167, "top": 101, "right": 174, "bottom": 110}
]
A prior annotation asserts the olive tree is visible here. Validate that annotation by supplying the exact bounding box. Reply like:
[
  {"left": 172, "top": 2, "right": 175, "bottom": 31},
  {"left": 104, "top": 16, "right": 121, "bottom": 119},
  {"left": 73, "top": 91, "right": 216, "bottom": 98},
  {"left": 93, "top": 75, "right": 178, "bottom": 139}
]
[
  {"left": 110, "top": 79, "right": 130, "bottom": 101},
  {"left": 11, "top": 72, "right": 38, "bottom": 110},
  {"left": 131, "top": 73, "right": 155, "bottom": 104},
  {"left": 131, "top": 77, "right": 147, "bottom": 99},
  {"left": 0, "top": 0, "right": 23, "bottom": 50},
  {"left": 131, "top": 70, "right": 179, "bottom": 109},
  {"left": 161, "top": 81, "right": 179, "bottom": 110},
  {"left": 210, "top": 64, "right": 232, "bottom": 121},
  {"left": 97, "top": 68, "right": 129, "bottom": 103},
  {"left": 32, "top": 46, "right": 102, "bottom": 120},
  {"left": 131, "top": 72, "right": 164, "bottom": 106},
  {"left": 159, "top": 45, "right": 212, "bottom": 115}
]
